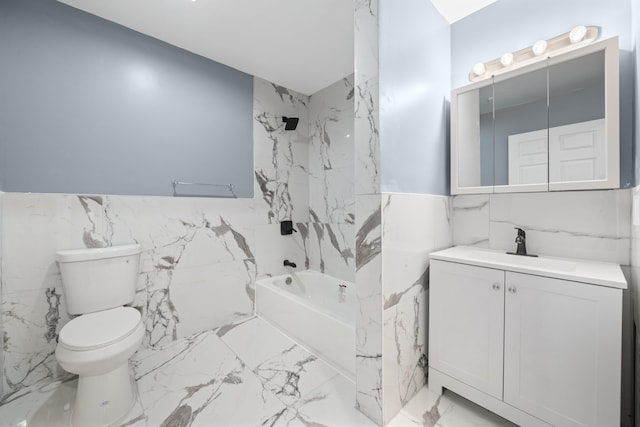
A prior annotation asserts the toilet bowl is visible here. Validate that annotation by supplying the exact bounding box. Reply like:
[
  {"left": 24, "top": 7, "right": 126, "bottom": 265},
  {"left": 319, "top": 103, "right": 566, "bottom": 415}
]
[{"left": 56, "top": 306, "right": 144, "bottom": 426}]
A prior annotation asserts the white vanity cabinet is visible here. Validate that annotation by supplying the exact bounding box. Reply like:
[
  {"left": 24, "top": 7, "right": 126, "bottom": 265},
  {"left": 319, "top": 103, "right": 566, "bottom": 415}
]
[{"left": 429, "top": 247, "right": 626, "bottom": 427}]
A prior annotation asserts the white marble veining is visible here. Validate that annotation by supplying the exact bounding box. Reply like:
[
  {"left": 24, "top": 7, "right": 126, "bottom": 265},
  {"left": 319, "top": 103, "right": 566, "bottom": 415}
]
[
  {"left": 452, "top": 194, "right": 490, "bottom": 248},
  {"left": 381, "top": 194, "right": 452, "bottom": 424},
  {"left": 0, "top": 192, "right": 4, "bottom": 399},
  {"left": 0, "top": 315, "right": 522, "bottom": 427},
  {"left": 630, "top": 186, "right": 640, "bottom": 425},
  {"left": 309, "top": 76, "right": 355, "bottom": 223},
  {"left": 307, "top": 75, "right": 355, "bottom": 282},
  {"left": 0, "top": 377, "right": 145, "bottom": 427},
  {"left": 2, "top": 288, "right": 72, "bottom": 400},
  {"left": 306, "top": 222, "right": 355, "bottom": 282},
  {"left": 0, "top": 74, "right": 322, "bottom": 398},
  {"left": 387, "top": 386, "right": 517, "bottom": 427},
  {"left": 355, "top": 194, "right": 383, "bottom": 424},
  {"left": 453, "top": 190, "right": 631, "bottom": 265},
  {"left": 354, "top": 0, "right": 379, "bottom": 196},
  {"left": 254, "top": 78, "right": 310, "bottom": 225}
]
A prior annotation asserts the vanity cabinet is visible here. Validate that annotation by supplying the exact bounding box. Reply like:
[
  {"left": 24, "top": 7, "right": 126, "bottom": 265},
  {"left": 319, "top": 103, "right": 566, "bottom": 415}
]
[{"left": 429, "top": 247, "right": 625, "bottom": 427}]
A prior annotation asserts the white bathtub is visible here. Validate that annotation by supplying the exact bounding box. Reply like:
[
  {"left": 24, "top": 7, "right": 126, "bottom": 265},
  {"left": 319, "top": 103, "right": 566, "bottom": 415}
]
[{"left": 256, "top": 270, "right": 355, "bottom": 380}]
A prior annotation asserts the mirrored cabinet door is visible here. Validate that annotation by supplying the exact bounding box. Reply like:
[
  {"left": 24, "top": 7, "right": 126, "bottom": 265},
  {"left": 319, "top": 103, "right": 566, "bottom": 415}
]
[
  {"left": 453, "top": 83, "right": 494, "bottom": 193},
  {"left": 493, "top": 66, "right": 549, "bottom": 193},
  {"left": 548, "top": 48, "right": 618, "bottom": 190}
]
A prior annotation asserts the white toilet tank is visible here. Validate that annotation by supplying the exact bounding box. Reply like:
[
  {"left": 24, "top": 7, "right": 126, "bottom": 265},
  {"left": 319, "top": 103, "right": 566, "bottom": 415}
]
[{"left": 56, "top": 244, "right": 142, "bottom": 315}]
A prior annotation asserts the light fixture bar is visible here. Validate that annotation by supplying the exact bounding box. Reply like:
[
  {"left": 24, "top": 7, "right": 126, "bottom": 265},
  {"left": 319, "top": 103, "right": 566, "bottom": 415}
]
[{"left": 468, "top": 26, "right": 600, "bottom": 82}]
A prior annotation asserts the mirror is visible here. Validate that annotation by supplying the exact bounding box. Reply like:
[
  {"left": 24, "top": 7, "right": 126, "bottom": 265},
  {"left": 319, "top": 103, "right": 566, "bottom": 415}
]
[
  {"left": 454, "top": 84, "right": 494, "bottom": 190},
  {"left": 451, "top": 37, "right": 619, "bottom": 195},
  {"left": 494, "top": 67, "right": 548, "bottom": 192},
  {"left": 548, "top": 51, "right": 606, "bottom": 188}
]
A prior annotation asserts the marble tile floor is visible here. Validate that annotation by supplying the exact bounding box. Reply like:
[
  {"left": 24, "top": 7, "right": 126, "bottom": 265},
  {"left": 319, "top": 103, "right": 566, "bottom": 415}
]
[{"left": 0, "top": 317, "right": 515, "bottom": 427}]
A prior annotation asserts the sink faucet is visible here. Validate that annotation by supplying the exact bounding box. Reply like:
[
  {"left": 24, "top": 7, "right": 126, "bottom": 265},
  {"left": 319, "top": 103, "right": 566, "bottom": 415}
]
[
  {"left": 514, "top": 227, "right": 527, "bottom": 255},
  {"left": 283, "top": 259, "right": 297, "bottom": 268},
  {"left": 506, "top": 227, "right": 538, "bottom": 257}
]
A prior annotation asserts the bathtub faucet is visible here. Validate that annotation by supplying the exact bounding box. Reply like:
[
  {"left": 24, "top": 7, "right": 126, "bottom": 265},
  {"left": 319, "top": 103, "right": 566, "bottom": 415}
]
[{"left": 283, "top": 259, "right": 297, "bottom": 268}]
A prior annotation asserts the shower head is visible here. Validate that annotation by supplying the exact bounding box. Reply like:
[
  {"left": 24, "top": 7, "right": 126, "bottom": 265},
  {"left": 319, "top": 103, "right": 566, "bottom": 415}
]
[{"left": 282, "top": 117, "right": 299, "bottom": 131}]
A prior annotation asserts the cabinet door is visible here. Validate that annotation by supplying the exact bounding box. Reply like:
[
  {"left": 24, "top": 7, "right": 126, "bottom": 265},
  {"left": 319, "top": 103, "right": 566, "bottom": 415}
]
[
  {"left": 504, "top": 272, "right": 621, "bottom": 427},
  {"left": 429, "top": 261, "right": 505, "bottom": 399}
]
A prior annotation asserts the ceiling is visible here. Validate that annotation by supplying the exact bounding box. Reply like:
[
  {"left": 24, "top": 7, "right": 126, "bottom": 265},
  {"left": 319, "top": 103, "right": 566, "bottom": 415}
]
[
  {"left": 431, "top": 0, "right": 498, "bottom": 23},
  {"left": 57, "top": 0, "right": 354, "bottom": 95},
  {"left": 57, "top": 0, "right": 497, "bottom": 96}
]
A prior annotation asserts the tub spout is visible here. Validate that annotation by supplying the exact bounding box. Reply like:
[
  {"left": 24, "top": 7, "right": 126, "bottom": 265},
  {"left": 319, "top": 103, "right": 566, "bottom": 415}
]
[{"left": 283, "top": 259, "right": 297, "bottom": 268}]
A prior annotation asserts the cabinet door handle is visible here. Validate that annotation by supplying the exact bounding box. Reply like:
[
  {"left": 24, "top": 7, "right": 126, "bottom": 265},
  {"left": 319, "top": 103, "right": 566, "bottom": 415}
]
[
  {"left": 508, "top": 286, "right": 517, "bottom": 294},
  {"left": 492, "top": 283, "right": 501, "bottom": 291}
]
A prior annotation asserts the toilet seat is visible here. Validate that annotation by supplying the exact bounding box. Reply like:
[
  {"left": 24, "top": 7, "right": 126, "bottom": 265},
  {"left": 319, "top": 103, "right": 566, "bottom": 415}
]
[{"left": 59, "top": 306, "right": 142, "bottom": 351}]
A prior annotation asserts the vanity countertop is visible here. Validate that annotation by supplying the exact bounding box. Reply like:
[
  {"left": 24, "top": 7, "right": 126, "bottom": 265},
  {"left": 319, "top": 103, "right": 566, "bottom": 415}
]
[{"left": 430, "top": 246, "right": 627, "bottom": 289}]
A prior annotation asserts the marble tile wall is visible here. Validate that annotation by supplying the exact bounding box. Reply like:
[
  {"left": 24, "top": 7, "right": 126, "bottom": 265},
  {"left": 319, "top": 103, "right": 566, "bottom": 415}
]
[
  {"left": 0, "top": 192, "right": 3, "bottom": 399},
  {"left": 308, "top": 75, "right": 355, "bottom": 282},
  {"left": 452, "top": 190, "right": 631, "bottom": 265},
  {"left": 0, "top": 77, "right": 315, "bottom": 401},
  {"left": 354, "top": 0, "right": 382, "bottom": 423},
  {"left": 630, "top": 186, "right": 640, "bottom": 425},
  {"left": 381, "top": 193, "right": 452, "bottom": 424},
  {"left": 355, "top": 194, "right": 383, "bottom": 425},
  {"left": 354, "top": 0, "right": 380, "bottom": 196}
]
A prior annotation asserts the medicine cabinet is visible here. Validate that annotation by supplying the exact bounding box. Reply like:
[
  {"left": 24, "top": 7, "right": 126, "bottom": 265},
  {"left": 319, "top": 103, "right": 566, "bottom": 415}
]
[{"left": 451, "top": 37, "right": 619, "bottom": 195}]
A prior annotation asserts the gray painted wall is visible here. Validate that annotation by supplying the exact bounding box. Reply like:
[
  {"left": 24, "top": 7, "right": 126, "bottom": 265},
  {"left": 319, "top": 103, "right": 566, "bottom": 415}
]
[
  {"left": 379, "top": 0, "right": 450, "bottom": 196},
  {"left": 0, "top": 0, "right": 254, "bottom": 197},
  {"left": 452, "top": 0, "right": 634, "bottom": 188}
]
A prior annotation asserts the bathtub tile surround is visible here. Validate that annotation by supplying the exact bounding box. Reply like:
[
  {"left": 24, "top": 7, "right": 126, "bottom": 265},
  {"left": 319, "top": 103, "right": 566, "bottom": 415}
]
[
  {"left": 254, "top": 78, "right": 310, "bottom": 225},
  {"left": 308, "top": 76, "right": 356, "bottom": 282},
  {"left": 452, "top": 189, "right": 631, "bottom": 265}
]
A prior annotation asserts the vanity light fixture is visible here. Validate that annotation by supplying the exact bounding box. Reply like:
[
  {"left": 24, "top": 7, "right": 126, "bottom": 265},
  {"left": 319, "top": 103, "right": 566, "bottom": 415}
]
[
  {"left": 472, "top": 62, "right": 486, "bottom": 76},
  {"left": 468, "top": 25, "right": 599, "bottom": 82},
  {"left": 532, "top": 39, "right": 548, "bottom": 56},
  {"left": 569, "top": 25, "right": 588, "bottom": 43},
  {"left": 500, "top": 52, "right": 514, "bottom": 67}
]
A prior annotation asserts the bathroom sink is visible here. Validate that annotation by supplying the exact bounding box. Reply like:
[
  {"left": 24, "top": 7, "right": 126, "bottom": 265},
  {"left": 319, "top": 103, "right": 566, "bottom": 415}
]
[
  {"left": 472, "top": 250, "right": 577, "bottom": 272},
  {"left": 430, "top": 246, "right": 626, "bottom": 289}
]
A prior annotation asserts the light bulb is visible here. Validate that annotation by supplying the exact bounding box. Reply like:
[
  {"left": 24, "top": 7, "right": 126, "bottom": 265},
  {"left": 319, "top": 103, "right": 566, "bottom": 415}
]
[
  {"left": 569, "top": 25, "right": 587, "bottom": 44},
  {"left": 532, "top": 40, "right": 548, "bottom": 56},
  {"left": 500, "top": 52, "right": 514, "bottom": 67},
  {"left": 472, "top": 62, "right": 486, "bottom": 76}
]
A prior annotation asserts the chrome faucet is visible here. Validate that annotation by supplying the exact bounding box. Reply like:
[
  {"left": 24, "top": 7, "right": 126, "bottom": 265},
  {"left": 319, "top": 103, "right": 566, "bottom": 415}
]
[
  {"left": 283, "top": 259, "right": 297, "bottom": 268},
  {"left": 506, "top": 227, "right": 537, "bottom": 257}
]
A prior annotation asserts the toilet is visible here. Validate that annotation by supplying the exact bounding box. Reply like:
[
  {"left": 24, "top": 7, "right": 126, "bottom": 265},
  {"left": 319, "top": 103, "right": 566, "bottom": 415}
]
[{"left": 55, "top": 244, "right": 144, "bottom": 427}]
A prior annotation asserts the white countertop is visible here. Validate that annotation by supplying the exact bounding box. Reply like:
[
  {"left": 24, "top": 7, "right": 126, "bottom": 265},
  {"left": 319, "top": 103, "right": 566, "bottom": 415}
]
[{"left": 430, "top": 246, "right": 627, "bottom": 289}]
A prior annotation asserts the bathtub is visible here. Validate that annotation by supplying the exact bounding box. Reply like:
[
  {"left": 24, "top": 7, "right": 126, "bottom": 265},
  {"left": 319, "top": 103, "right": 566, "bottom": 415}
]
[{"left": 256, "top": 270, "right": 355, "bottom": 380}]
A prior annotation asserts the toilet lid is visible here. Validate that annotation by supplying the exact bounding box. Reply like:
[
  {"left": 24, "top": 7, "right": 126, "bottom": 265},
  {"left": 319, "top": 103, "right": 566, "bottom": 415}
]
[{"left": 59, "top": 307, "right": 142, "bottom": 351}]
